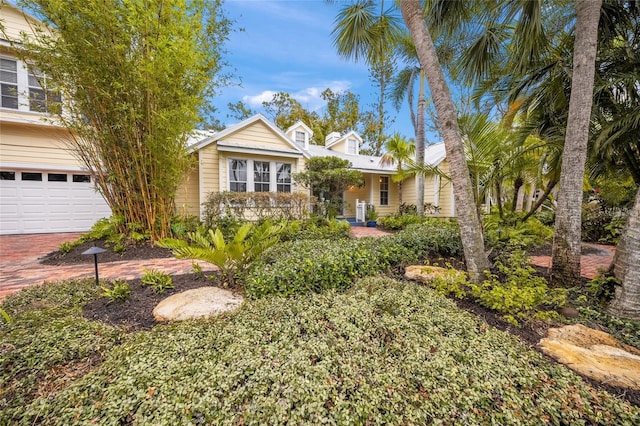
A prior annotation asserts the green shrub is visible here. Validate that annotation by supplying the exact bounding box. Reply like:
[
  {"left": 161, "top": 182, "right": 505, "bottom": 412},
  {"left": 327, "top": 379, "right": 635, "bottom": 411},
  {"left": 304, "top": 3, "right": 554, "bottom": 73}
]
[
  {"left": 58, "top": 240, "right": 82, "bottom": 255},
  {"left": 159, "top": 221, "right": 282, "bottom": 287},
  {"left": 170, "top": 214, "right": 202, "bottom": 237},
  {"left": 378, "top": 213, "right": 423, "bottom": 230},
  {"left": 417, "top": 264, "right": 469, "bottom": 299},
  {"left": 581, "top": 202, "right": 627, "bottom": 244},
  {"left": 389, "top": 219, "right": 463, "bottom": 258},
  {"left": 101, "top": 279, "right": 132, "bottom": 301},
  {"left": 484, "top": 214, "right": 553, "bottom": 251},
  {"left": 279, "top": 217, "right": 351, "bottom": 241},
  {"left": 470, "top": 251, "right": 566, "bottom": 326},
  {"left": 246, "top": 239, "right": 385, "bottom": 298},
  {"left": 140, "top": 269, "right": 174, "bottom": 293}
]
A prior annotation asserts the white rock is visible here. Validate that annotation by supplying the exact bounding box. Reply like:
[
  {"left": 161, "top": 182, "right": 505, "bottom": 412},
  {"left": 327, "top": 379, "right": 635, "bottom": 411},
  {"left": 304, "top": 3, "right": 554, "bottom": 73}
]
[{"left": 153, "top": 287, "right": 243, "bottom": 322}]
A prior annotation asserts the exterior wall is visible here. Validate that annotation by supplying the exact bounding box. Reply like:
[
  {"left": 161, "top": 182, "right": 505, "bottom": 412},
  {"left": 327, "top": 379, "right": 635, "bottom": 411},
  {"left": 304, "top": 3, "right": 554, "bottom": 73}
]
[
  {"left": 1, "top": 5, "right": 50, "bottom": 42},
  {"left": 0, "top": 122, "right": 79, "bottom": 168},
  {"left": 225, "top": 120, "right": 297, "bottom": 151},
  {"left": 174, "top": 155, "right": 200, "bottom": 217},
  {"left": 396, "top": 160, "right": 455, "bottom": 218},
  {"left": 343, "top": 173, "right": 397, "bottom": 218}
]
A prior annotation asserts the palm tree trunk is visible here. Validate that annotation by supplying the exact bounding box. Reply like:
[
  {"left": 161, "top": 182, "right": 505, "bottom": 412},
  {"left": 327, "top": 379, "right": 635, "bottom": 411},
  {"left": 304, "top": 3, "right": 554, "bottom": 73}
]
[
  {"left": 400, "top": 0, "right": 490, "bottom": 282},
  {"left": 512, "top": 176, "right": 524, "bottom": 212},
  {"left": 415, "top": 71, "right": 426, "bottom": 216},
  {"left": 551, "top": 0, "right": 601, "bottom": 287},
  {"left": 608, "top": 187, "right": 640, "bottom": 320}
]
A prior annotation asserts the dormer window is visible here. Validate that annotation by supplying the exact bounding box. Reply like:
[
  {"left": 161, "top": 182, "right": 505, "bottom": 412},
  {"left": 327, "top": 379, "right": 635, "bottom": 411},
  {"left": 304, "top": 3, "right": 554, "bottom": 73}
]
[
  {"left": 295, "top": 131, "right": 306, "bottom": 145},
  {"left": 347, "top": 137, "right": 357, "bottom": 155}
]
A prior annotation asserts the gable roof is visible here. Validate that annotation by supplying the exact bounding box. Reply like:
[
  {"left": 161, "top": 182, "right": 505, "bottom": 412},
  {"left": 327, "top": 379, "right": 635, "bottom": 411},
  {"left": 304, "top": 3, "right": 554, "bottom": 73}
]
[
  {"left": 286, "top": 120, "right": 314, "bottom": 137},
  {"left": 188, "top": 114, "right": 309, "bottom": 158}
]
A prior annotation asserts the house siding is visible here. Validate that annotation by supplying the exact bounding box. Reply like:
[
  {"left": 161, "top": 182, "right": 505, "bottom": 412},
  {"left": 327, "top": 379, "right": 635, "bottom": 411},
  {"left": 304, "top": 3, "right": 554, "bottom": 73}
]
[
  {"left": 0, "top": 122, "right": 79, "bottom": 168},
  {"left": 174, "top": 155, "right": 200, "bottom": 217}
]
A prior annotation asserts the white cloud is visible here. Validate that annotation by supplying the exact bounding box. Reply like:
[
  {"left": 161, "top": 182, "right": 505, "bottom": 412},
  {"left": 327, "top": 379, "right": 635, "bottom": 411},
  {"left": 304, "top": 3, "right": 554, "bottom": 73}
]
[
  {"left": 243, "top": 81, "right": 353, "bottom": 111},
  {"left": 242, "top": 91, "right": 278, "bottom": 106}
]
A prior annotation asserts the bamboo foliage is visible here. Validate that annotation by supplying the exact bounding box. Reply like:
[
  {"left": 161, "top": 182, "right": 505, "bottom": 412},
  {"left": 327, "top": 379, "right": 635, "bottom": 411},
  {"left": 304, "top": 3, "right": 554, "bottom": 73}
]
[{"left": 8, "top": 0, "right": 231, "bottom": 240}]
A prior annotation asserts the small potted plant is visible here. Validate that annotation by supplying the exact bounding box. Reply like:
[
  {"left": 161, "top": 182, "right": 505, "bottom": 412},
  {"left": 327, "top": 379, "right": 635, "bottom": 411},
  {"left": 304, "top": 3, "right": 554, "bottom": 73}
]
[{"left": 365, "top": 204, "right": 378, "bottom": 227}]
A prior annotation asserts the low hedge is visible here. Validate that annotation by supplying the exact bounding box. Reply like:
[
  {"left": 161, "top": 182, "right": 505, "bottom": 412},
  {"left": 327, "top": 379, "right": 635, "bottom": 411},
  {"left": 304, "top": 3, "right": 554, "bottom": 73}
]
[{"left": 246, "top": 220, "right": 462, "bottom": 298}]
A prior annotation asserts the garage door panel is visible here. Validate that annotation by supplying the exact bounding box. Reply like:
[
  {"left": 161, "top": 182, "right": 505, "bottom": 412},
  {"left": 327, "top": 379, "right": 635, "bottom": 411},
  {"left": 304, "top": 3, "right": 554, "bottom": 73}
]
[{"left": 0, "top": 170, "right": 111, "bottom": 234}]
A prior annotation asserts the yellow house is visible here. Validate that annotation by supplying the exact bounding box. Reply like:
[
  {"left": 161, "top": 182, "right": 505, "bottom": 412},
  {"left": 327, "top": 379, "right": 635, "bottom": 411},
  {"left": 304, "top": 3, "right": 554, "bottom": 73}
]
[
  {"left": 0, "top": 4, "right": 111, "bottom": 235},
  {"left": 0, "top": 4, "right": 453, "bottom": 235},
  {"left": 177, "top": 114, "right": 455, "bottom": 221}
]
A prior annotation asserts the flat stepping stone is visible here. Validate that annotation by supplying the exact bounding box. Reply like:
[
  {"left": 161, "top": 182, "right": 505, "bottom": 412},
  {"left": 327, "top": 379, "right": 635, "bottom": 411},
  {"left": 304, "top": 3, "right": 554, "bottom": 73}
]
[
  {"left": 153, "top": 287, "right": 243, "bottom": 322},
  {"left": 404, "top": 265, "right": 466, "bottom": 283},
  {"left": 538, "top": 324, "right": 640, "bottom": 390}
]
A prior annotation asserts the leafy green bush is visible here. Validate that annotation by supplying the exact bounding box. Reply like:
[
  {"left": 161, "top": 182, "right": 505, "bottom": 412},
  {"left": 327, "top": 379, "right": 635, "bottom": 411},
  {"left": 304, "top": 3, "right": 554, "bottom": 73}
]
[
  {"left": 470, "top": 251, "right": 566, "bottom": 326},
  {"left": 246, "top": 239, "right": 385, "bottom": 298},
  {"left": 10, "top": 277, "right": 638, "bottom": 425},
  {"left": 581, "top": 202, "right": 627, "bottom": 244},
  {"left": 484, "top": 214, "right": 553, "bottom": 251},
  {"left": 377, "top": 213, "right": 423, "bottom": 230},
  {"left": 388, "top": 219, "right": 463, "bottom": 258},
  {"left": 417, "top": 264, "right": 469, "bottom": 299},
  {"left": 170, "top": 214, "right": 202, "bottom": 237},
  {"left": 101, "top": 279, "right": 132, "bottom": 301},
  {"left": 140, "top": 269, "right": 174, "bottom": 293},
  {"left": 159, "top": 221, "right": 282, "bottom": 287},
  {"left": 279, "top": 217, "right": 351, "bottom": 241}
]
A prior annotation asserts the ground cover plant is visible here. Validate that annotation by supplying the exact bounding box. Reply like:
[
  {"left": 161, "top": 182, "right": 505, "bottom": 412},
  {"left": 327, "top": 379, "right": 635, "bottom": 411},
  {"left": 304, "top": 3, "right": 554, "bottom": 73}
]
[{"left": 1, "top": 277, "right": 638, "bottom": 425}]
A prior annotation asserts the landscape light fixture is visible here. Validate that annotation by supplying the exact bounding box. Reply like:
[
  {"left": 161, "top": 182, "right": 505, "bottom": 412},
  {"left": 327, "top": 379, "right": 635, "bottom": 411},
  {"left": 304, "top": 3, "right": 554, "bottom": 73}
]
[{"left": 82, "top": 245, "right": 107, "bottom": 285}]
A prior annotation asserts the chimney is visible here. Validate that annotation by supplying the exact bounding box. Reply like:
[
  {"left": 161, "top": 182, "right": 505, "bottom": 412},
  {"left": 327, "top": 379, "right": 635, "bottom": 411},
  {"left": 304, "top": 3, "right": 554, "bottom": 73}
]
[{"left": 325, "top": 131, "right": 341, "bottom": 146}]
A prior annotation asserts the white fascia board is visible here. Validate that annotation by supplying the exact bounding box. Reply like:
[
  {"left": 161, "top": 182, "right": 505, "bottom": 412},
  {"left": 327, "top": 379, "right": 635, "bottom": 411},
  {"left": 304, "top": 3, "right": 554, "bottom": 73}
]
[{"left": 216, "top": 142, "right": 304, "bottom": 158}]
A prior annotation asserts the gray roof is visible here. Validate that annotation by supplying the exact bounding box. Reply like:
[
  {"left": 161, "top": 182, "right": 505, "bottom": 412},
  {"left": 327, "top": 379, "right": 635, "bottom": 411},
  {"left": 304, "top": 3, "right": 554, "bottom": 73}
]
[{"left": 301, "top": 142, "right": 446, "bottom": 173}]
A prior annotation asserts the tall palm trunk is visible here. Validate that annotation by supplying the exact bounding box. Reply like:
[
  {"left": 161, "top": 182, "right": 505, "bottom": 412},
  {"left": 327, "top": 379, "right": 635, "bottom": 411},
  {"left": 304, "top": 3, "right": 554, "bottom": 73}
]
[
  {"left": 551, "top": 0, "right": 602, "bottom": 287},
  {"left": 416, "top": 71, "right": 426, "bottom": 216},
  {"left": 400, "top": 0, "right": 490, "bottom": 282},
  {"left": 608, "top": 187, "right": 640, "bottom": 320}
]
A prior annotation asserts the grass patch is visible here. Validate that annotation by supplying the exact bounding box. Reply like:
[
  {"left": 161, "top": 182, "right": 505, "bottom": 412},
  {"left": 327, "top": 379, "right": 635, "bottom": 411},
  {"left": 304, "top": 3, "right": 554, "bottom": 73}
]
[{"left": 2, "top": 277, "right": 637, "bottom": 424}]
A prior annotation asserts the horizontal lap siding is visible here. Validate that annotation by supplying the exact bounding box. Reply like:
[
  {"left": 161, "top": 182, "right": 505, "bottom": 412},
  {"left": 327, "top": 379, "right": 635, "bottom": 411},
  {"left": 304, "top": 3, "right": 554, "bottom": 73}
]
[
  {"left": 0, "top": 124, "right": 80, "bottom": 167},
  {"left": 174, "top": 157, "right": 200, "bottom": 217}
]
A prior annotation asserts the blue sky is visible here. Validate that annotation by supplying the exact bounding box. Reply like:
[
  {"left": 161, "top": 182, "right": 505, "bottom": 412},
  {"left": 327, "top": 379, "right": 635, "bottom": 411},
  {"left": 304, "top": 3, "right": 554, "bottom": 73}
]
[{"left": 216, "top": 0, "right": 416, "bottom": 138}]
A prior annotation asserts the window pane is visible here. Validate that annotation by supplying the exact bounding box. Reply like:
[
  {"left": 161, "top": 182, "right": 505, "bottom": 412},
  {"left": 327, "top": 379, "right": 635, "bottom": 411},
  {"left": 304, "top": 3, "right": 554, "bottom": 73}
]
[
  {"left": 276, "top": 163, "right": 291, "bottom": 183},
  {"left": 0, "top": 58, "right": 16, "bottom": 71},
  {"left": 48, "top": 173, "right": 68, "bottom": 182},
  {"left": 380, "top": 176, "right": 389, "bottom": 206},
  {"left": 73, "top": 174, "right": 91, "bottom": 183},
  {"left": 0, "top": 70, "right": 17, "bottom": 84},
  {"left": 22, "top": 172, "right": 42, "bottom": 181},
  {"left": 229, "top": 159, "right": 247, "bottom": 192},
  {"left": 0, "top": 171, "right": 16, "bottom": 180}
]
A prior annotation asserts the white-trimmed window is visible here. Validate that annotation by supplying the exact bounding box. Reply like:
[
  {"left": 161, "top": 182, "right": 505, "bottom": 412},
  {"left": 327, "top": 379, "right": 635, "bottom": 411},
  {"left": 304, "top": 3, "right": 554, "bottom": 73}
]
[
  {"left": 254, "top": 161, "right": 270, "bottom": 192},
  {"left": 0, "top": 58, "right": 18, "bottom": 109},
  {"left": 0, "top": 56, "right": 60, "bottom": 113},
  {"left": 28, "top": 67, "right": 60, "bottom": 113},
  {"left": 347, "top": 137, "right": 357, "bottom": 155},
  {"left": 379, "top": 176, "right": 389, "bottom": 206},
  {"left": 229, "top": 159, "right": 247, "bottom": 192},
  {"left": 276, "top": 163, "right": 292, "bottom": 193},
  {"left": 295, "top": 131, "right": 306, "bottom": 145},
  {"left": 228, "top": 159, "right": 293, "bottom": 193}
]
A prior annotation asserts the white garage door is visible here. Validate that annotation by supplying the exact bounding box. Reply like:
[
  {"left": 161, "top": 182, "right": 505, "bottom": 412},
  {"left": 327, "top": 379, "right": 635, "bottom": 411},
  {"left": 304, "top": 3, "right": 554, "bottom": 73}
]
[{"left": 0, "top": 169, "right": 111, "bottom": 234}]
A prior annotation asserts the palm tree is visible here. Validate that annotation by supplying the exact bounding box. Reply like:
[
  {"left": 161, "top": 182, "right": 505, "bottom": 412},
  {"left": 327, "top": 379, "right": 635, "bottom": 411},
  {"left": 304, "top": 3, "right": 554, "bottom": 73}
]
[
  {"left": 400, "top": 0, "right": 490, "bottom": 282},
  {"left": 330, "top": 0, "right": 402, "bottom": 156},
  {"left": 379, "top": 132, "right": 415, "bottom": 206},
  {"left": 609, "top": 187, "right": 640, "bottom": 320},
  {"left": 551, "top": 0, "right": 602, "bottom": 287},
  {"left": 390, "top": 33, "right": 428, "bottom": 215}
]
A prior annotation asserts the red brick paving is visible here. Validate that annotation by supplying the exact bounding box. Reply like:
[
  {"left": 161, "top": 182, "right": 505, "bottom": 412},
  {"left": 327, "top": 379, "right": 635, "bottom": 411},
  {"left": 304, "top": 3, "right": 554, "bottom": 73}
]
[
  {"left": 529, "top": 243, "right": 615, "bottom": 279},
  {"left": 0, "top": 230, "right": 614, "bottom": 301},
  {"left": 0, "top": 233, "right": 214, "bottom": 301}
]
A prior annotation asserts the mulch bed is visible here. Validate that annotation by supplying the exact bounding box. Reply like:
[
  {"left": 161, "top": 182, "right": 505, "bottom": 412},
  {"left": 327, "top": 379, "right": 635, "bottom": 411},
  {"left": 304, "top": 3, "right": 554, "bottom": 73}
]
[
  {"left": 83, "top": 272, "right": 223, "bottom": 331},
  {"left": 40, "top": 239, "right": 173, "bottom": 265}
]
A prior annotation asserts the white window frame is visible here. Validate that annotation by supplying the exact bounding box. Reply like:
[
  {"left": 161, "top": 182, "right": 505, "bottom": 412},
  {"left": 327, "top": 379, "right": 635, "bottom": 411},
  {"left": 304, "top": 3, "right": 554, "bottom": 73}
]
[
  {"left": 228, "top": 159, "right": 248, "bottom": 192},
  {"left": 276, "top": 162, "right": 292, "bottom": 193},
  {"left": 253, "top": 161, "right": 270, "bottom": 192},
  {"left": 227, "top": 158, "right": 293, "bottom": 193},
  {"left": 0, "top": 56, "right": 60, "bottom": 114},
  {"left": 295, "top": 131, "right": 306, "bottom": 145},
  {"left": 0, "top": 57, "right": 19, "bottom": 109},
  {"left": 347, "top": 137, "right": 358, "bottom": 155},
  {"left": 379, "top": 176, "right": 389, "bottom": 206}
]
